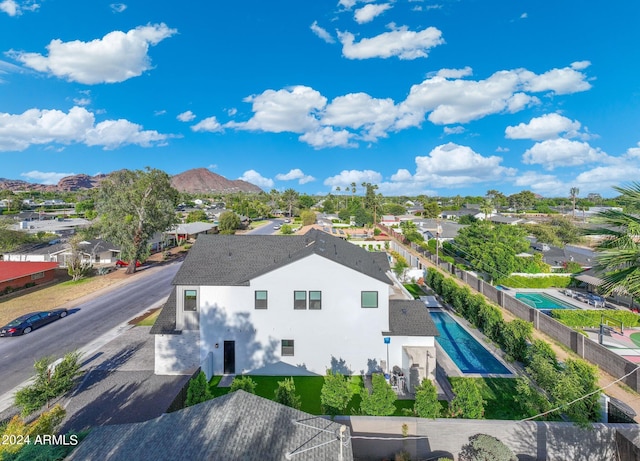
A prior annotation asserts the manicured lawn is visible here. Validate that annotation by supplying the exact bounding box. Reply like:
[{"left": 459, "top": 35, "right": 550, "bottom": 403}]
[
  {"left": 403, "top": 283, "right": 426, "bottom": 299},
  {"left": 449, "top": 377, "right": 529, "bottom": 420}
]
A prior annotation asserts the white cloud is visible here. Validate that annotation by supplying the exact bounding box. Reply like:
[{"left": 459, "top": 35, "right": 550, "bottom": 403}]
[
  {"left": 398, "top": 63, "right": 590, "bottom": 127},
  {"left": 227, "top": 108, "right": 237, "bottom": 117},
  {"left": 443, "top": 126, "right": 464, "bottom": 135},
  {"left": 191, "top": 116, "right": 223, "bottom": 133},
  {"left": 275, "top": 168, "right": 316, "bottom": 184},
  {"left": 228, "top": 63, "right": 592, "bottom": 149},
  {"left": 84, "top": 119, "right": 170, "bottom": 149},
  {"left": 11, "top": 23, "right": 177, "bottom": 84},
  {"left": 391, "top": 143, "right": 515, "bottom": 188},
  {"left": 521, "top": 61, "right": 592, "bottom": 95},
  {"left": 154, "top": 110, "right": 167, "bottom": 116},
  {"left": 110, "top": 3, "right": 127, "bottom": 13},
  {"left": 522, "top": 138, "right": 606, "bottom": 170},
  {"left": 0, "top": 0, "right": 19, "bottom": 16},
  {"left": 322, "top": 92, "right": 400, "bottom": 141},
  {"left": 520, "top": 12, "right": 528, "bottom": 19},
  {"left": 496, "top": 146, "right": 510, "bottom": 152},
  {"left": 177, "top": 110, "right": 196, "bottom": 122},
  {"left": 354, "top": 3, "right": 392, "bottom": 24},
  {"left": 338, "top": 24, "right": 444, "bottom": 60},
  {"left": 310, "top": 21, "right": 335, "bottom": 44},
  {"left": 0, "top": 106, "right": 171, "bottom": 151},
  {"left": 323, "top": 169, "right": 383, "bottom": 188},
  {"left": 432, "top": 67, "right": 473, "bottom": 79},
  {"left": 73, "top": 97, "right": 91, "bottom": 106},
  {"left": 239, "top": 170, "right": 273, "bottom": 189},
  {"left": 21, "top": 170, "right": 74, "bottom": 185},
  {"left": 227, "top": 86, "right": 326, "bottom": 133},
  {"left": 299, "top": 126, "right": 355, "bottom": 148},
  {"left": 505, "top": 113, "right": 582, "bottom": 140}
]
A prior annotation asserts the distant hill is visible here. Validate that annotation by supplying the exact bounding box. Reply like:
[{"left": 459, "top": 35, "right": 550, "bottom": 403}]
[
  {"left": 0, "top": 168, "right": 262, "bottom": 194},
  {"left": 170, "top": 168, "right": 263, "bottom": 194}
]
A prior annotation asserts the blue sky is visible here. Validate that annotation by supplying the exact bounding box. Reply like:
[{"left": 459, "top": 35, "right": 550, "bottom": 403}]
[{"left": 1, "top": 0, "right": 639, "bottom": 198}]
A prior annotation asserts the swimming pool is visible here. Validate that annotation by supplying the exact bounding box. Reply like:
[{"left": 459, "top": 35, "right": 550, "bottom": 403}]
[
  {"left": 429, "top": 311, "right": 511, "bottom": 375},
  {"left": 515, "top": 292, "right": 576, "bottom": 310}
]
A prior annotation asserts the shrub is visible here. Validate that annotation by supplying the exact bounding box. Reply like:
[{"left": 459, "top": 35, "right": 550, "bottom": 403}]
[
  {"left": 551, "top": 310, "right": 640, "bottom": 328},
  {"left": 449, "top": 379, "right": 485, "bottom": 419},
  {"left": 360, "top": 373, "right": 397, "bottom": 416},
  {"left": 185, "top": 371, "right": 212, "bottom": 407},
  {"left": 320, "top": 371, "right": 352, "bottom": 416},
  {"left": 274, "top": 377, "right": 301, "bottom": 410},
  {"left": 15, "top": 352, "right": 81, "bottom": 416},
  {"left": 413, "top": 379, "right": 440, "bottom": 418},
  {"left": 0, "top": 405, "right": 66, "bottom": 458},
  {"left": 459, "top": 433, "right": 517, "bottom": 461},
  {"left": 497, "top": 275, "right": 573, "bottom": 289},
  {"left": 230, "top": 376, "right": 257, "bottom": 394}
]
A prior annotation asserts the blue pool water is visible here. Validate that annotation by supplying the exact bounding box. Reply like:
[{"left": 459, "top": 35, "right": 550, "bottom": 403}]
[{"left": 429, "top": 311, "right": 511, "bottom": 375}]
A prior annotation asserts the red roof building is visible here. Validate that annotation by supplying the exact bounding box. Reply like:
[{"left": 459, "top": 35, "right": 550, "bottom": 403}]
[{"left": 0, "top": 262, "right": 60, "bottom": 293}]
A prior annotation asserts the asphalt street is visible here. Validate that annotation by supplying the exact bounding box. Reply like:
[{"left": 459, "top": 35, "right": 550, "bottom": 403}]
[{"left": 0, "top": 260, "right": 182, "bottom": 397}]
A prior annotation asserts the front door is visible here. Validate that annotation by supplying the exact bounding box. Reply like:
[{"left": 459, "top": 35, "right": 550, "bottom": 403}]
[{"left": 223, "top": 341, "right": 235, "bottom": 374}]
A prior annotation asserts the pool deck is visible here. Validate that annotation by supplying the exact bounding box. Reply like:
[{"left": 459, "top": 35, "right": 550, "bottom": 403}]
[{"left": 507, "top": 287, "right": 612, "bottom": 310}]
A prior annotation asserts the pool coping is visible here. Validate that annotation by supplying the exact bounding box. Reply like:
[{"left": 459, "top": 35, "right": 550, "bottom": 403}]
[{"left": 429, "top": 307, "right": 516, "bottom": 379}]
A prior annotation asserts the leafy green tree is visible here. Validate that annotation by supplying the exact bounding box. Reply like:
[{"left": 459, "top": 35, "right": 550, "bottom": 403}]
[
  {"left": 500, "top": 319, "right": 533, "bottom": 363},
  {"left": 459, "top": 434, "right": 517, "bottom": 461},
  {"left": 382, "top": 203, "right": 406, "bottom": 216},
  {"left": 218, "top": 211, "right": 241, "bottom": 234},
  {"left": 588, "top": 183, "right": 640, "bottom": 297},
  {"left": 66, "top": 235, "right": 93, "bottom": 281},
  {"left": 300, "top": 210, "right": 316, "bottom": 226},
  {"left": 413, "top": 378, "right": 440, "bottom": 418},
  {"left": 274, "top": 377, "right": 302, "bottom": 410},
  {"left": 449, "top": 379, "right": 485, "bottom": 419},
  {"left": 551, "top": 359, "right": 600, "bottom": 425},
  {"left": 320, "top": 371, "right": 352, "bottom": 415},
  {"left": 421, "top": 200, "right": 441, "bottom": 218},
  {"left": 230, "top": 376, "right": 257, "bottom": 394},
  {"left": 360, "top": 373, "right": 396, "bottom": 416},
  {"left": 186, "top": 210, "right": 208, "bottom": 223},
  {"left": 185, "top": 371, "right": 212, "bottom": 407},
  {"left": 507, "top": 190, "right": 536, "bottom": 212},
  {"left": 513, "top": 377, "right": 554, "bottom": 419},
  {"left": 280, "top": 223, "right": 293, "bottom": 234},
  {"left": 389, "top": 251, "right": 409, "bottom": 279},
  {"left": 298, "top": 194, "right": 316, "bottom": 209},
  {"left": 454, "top": 221, "right": 529, "bottom": 283},
  {"left": 15, "top": 352, "right": 81, "bottom": 416},
  {"left": 96, "top": 168, "right": 178, "bottom": 274}
]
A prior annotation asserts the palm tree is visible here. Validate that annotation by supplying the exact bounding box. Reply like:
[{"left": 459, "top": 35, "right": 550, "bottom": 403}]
[
  {"left": 570, "top": 187, "right": 579, "bottom": 219},
  {"left": 480, "top": 199, "right": 494, "bottom": 220},
  {"left": 589, "top": 183, "right": 640, "bottom": 298}
]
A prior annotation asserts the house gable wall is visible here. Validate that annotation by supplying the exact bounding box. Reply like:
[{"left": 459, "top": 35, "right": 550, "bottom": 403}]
[{"left": 196, "top": 253, "right": 392, "bottom": 376}]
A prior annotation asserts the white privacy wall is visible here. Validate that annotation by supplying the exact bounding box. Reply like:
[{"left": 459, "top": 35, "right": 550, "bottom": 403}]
[{"left": 198, "top": 253, "right": 393, "bottom": 376}]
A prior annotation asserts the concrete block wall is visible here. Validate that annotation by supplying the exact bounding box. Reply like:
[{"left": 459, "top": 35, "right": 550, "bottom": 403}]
[{"left": 154, "top": 331, "right": 200, "bottom": 376}]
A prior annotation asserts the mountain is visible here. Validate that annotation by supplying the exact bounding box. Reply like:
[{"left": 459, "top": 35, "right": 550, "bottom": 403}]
[
  {"left": 170, "top": 168, "right": 263, "bottom": 194},
  {"left": 0, "top": 169, "right": 262, "bottom": 194}
]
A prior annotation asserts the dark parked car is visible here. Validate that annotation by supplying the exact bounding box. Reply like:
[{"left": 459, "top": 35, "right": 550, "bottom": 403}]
[{"left": 0, "top": 309, "right": 68, "bottom": 337}]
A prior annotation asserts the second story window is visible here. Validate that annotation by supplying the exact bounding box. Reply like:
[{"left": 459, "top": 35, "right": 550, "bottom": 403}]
[
  {"left": 309, "top": 291, "right": 322, "bottom": 310},
  {"left": 294, "top": 291, "right": 307, "bottom": 309},
  {"left": 255, "top": 290, "right": 268, "bottom": 309},
  {"left": 184, "top": 290, "right": 198, "bottom": 311}
]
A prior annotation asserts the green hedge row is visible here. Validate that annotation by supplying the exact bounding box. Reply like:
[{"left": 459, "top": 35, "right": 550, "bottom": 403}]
[
  {"left": 498, "top": 275, "right": 574, "bottom": 289},
  {"left": 551, "top": 310, "right": 640, "bottom": 328}
]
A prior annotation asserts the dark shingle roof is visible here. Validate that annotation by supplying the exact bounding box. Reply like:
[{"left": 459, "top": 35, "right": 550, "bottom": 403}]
[
  {"left": 386, "top": 300, "right": 440, "bottom": 336},
  {"left": 172, "top": 229, "right": 391, "bottom": 286},
  {"left": 149, "top": 289, "right": 177, "bottom": 334},
  {"left": 67, "top": 391, "right": 353, "bottom": 461}
]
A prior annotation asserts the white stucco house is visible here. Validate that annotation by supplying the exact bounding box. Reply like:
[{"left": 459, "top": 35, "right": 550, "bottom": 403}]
[{"left": 152, "top": 229, "right": 438, "bottom": 392}]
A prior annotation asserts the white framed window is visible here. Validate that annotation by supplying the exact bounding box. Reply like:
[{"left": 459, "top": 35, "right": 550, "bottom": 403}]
[
  {"left": 361, "top": 291, "right": 378, "bottom": 308},
  {"left": 282, "top": 339, "right": 294, "bottom": 356}
]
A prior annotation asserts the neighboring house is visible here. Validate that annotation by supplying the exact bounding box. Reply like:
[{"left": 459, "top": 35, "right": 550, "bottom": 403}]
[
  {"left": 0, "top": 261, "right": 59, "bottom": 292},
  {"left": 488, "top": 214, "right": 523, "bottom": 225},
  {"left": 3, "top": 239, "right": 120, "bottom": 267},
  {"left": 380, "top": 215, "right": 400, "bottom": 226},
  {"left": 152, "top": 229, "right": 438, "bottom": 392},
  {"left": 68, "top": 391, "right": 353, "bottom": 461},
  {"left": 440, "top": 209, "right": 484, "bottom": 221},
  {"left": 415, "top": 219, "right": 465, "bottom": 242},
  {"left": 165, "top": 222, "right": 218, "bottom": 243}
]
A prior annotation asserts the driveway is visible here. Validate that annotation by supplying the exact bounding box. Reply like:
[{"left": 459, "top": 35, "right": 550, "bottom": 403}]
[{"left": 59, "top": 325, "right": 191, "bottom": 433}]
